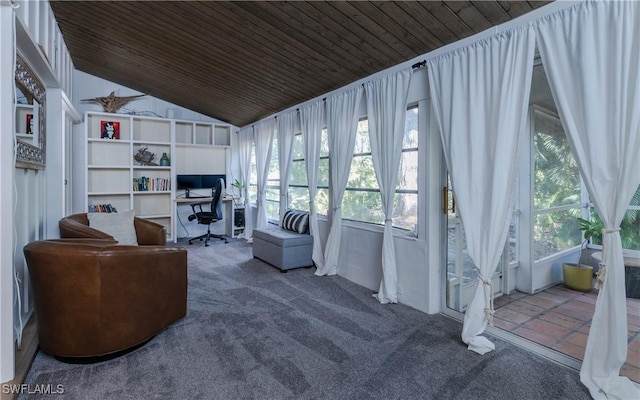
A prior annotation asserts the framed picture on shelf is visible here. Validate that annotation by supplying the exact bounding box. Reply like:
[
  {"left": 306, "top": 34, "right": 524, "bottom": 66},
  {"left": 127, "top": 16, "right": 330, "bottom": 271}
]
[
  {"left": 26, "top": 114, "right": 33, "bottom": 134},
  {"left": 100, "top": 120, "right": 120, "bottom": 139}
]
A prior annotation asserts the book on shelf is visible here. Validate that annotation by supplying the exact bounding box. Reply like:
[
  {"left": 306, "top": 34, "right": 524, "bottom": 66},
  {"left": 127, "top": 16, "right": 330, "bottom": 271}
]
[
  {"left": 88, "top": 203, "right": 117, "bottom": 213},
  {"left": 132, "top": 177, "right": 170, "bottom": 192}
]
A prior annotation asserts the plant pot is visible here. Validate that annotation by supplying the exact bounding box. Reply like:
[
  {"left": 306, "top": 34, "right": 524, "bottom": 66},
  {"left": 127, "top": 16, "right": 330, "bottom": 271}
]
[{"left": 562, "top": 263, "right": 593, "bottom": 292}]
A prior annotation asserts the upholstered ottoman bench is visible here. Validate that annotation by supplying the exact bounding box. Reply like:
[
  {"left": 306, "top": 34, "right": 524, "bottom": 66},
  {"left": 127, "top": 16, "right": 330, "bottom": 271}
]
[{"left": 252, "top": 210, "right": 313, "bottom": 272}]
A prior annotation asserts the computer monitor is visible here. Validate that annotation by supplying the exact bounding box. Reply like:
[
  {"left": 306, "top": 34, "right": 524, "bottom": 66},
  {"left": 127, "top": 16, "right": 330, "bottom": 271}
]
[
  {"left": 201, "top": 174, "right": 226, "bottom": 190},
  {"left": 177, "top": 174, "right": 226, "bottom": 197},
  {"left": 176, "top": 175, "right": 201, "bottom": 190}
]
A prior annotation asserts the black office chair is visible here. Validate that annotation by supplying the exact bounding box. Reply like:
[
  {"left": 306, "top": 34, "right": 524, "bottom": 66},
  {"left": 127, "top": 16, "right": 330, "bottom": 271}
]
[{"left": 188, "top": 178, "right": 228, "bottom": 246}]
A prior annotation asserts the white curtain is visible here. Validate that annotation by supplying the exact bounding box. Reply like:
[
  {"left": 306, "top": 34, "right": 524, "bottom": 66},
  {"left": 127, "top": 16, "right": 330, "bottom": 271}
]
[
  {"left": 237, "top": 126, "right": 254, "bottom": 240},
  {"left": 427, "top": 27, "right": 535, "bottom": 355},
  {"left": 365, "top": 69, "right": 412, "bottom": 304},
  {"left": 536, "top": 2, "right": 640, "bottom": 398},
  {"left": 317, "top": 86, "right": 363, "bottom": 276},
  {"left": 278, "top": 111, "right": 298, "bottom": 224},
  {"left": 254, "top": 119, "right": 276, "bottom": 231},
  {"left": 300, "top": 101, "right": 326, "bottom": 270}
]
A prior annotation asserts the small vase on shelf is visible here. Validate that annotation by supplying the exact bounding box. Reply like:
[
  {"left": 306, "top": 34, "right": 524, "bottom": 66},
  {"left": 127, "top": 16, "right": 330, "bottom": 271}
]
[{"left": 159, "top": 152, "right": 170, "bottom": 166}]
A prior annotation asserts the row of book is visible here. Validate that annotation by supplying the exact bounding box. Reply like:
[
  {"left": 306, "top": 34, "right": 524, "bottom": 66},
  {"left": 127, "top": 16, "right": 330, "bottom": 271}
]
[
  {"left": 88, "top": 203, "right": 117, "bottom": 213},
  {"left": 133, "top": 177, "right": 170, "bottom": 192}
]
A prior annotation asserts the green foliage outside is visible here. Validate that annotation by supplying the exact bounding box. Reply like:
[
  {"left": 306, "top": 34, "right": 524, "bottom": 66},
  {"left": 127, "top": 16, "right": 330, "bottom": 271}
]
[
  {"left": 586, "top": 195, "right": 640, "bottom": 251},
  {"left": 533, "top": 113, "right": 640, "bottom": 255},
  {"left": 533, "top": 128, "right": 583, "bottom": 259}
]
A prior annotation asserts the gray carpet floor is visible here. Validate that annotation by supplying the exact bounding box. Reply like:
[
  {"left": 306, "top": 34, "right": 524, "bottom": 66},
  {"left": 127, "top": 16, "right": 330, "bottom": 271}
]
[{"left": 21, "top": 239, "right": 590, "bottom": 399}]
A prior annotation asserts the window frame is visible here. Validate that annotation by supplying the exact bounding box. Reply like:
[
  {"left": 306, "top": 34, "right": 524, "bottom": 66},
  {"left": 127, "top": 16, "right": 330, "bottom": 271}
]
[
  {"left": 341, "top": 106, "right": 419, "bottom": 233},
  {"left": 531, "top": 106, "right": 584, "bottom": 261}
]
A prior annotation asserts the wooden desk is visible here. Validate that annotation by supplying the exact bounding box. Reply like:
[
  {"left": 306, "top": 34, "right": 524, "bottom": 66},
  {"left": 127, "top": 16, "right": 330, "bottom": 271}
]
[{"left": 174, "top": 196, "right": 213, "bottom": 204}]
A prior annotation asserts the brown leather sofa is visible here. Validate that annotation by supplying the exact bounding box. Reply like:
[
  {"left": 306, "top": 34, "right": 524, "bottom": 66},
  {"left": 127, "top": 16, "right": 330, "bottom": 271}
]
[
  {"left": 59, "top": 213, "right": 167, "bottom": 245},
  {"left": 24, "top": 232, "right": 187, "bottom": 358}
]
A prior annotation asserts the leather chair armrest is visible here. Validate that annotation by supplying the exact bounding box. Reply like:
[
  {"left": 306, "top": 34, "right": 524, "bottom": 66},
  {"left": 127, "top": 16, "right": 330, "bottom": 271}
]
[
  {"left": 47, "top": 238, "right": 118, "bottom": 246},
  {"left": 134, "top": 217, "right": 167, "bottom": 245},
  {"left": 59, "top": 217, "right": 114, "bottom": 240}
]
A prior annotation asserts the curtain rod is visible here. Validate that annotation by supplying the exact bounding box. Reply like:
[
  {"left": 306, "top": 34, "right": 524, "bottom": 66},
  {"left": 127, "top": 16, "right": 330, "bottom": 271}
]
[{"left": 412, "top": 60, "right": 426, "bottom": 69}]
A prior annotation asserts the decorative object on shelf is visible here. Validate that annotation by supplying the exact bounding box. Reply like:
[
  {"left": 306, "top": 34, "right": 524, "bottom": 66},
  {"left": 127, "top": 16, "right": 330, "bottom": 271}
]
[
  {"left": 100, "top": 120, "right": 120, "bottom": 139},
  {"left": 134, "top": 146, "right": 158, "bottom": 166},
  {"left": 159, "top": 152, "right": 170, "bottom": 166},
  {"left": 81, "top": 91, "right": 145, "bottom": 113}
]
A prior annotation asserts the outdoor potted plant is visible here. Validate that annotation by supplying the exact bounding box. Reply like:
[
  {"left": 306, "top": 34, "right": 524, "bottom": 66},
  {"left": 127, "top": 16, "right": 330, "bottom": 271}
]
[{"left": 562, "top": 217, "right": 602, "bottom": 292}]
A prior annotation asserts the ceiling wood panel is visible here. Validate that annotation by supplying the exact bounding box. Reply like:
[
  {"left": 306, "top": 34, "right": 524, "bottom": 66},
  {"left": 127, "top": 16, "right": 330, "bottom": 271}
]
[
  {"left": 470, "top": 1, "right": 513, "bottom": 25},
  {"left": 50, "top": 0, "right": 552, "bottom": 126},
  {"left": 393, "top": 2, "right": 459, "bottom": 46}
]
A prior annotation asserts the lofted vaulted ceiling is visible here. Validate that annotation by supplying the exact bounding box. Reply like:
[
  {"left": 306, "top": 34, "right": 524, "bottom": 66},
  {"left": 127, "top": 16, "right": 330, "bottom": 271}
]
[{"left": 50, "top": 1, "right": 551, "bottom": 127}]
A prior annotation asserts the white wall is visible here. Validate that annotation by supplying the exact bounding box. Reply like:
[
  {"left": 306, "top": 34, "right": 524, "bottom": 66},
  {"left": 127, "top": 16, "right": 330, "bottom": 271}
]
[{"left": 0, "top": 2, "right": 16, "bottom": 384}]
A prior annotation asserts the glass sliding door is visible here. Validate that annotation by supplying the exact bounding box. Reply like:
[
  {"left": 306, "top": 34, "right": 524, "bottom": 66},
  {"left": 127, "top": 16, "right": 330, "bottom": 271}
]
[{"left": 445, "top": 176, "right": 511, "bottom": 312}]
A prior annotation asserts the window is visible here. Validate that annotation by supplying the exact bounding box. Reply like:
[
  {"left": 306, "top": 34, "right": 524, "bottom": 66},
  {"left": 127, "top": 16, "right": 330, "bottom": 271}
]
[
  {"left": 532, "top": 107, "right": 583, "bottom": 260},
  {"left": 248, "top": 138, "right": 280, "bottom": 223},
  {"left": 587, "top": 185, "right": 640, "bottom": 251},
  {"left": 622, "top": 186, "right": 640, "bottom": 251},
  {"left": 342, "top": 106, "right": 419, "bottom": 231},
  {"left": 265, "top": 138, "right": 280, "bottom": 221},
  {"left": 289, "top": 129, "right": 330, "bottom": 215},
  {"left": 248, "top": 146, "right": 257, "bottom": 206}
]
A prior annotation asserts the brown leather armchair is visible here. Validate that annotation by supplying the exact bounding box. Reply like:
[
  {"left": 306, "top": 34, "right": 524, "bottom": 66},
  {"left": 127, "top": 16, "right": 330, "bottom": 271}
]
[
  {"left": 59, "top": 213, "right": 167, "bottom": 246},
  {"left": 23, "top": 239, "right": 187, "bottom": 358}
]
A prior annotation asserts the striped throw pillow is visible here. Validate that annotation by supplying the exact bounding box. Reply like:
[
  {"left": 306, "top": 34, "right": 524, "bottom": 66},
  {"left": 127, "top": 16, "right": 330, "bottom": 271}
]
[{"left": 282, "top": 210, "right": 309, "bottom": 234}]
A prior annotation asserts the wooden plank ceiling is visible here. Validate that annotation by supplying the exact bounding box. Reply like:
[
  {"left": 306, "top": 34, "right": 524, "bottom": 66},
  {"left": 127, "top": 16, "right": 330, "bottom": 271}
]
[{"left": 50, "top": 1, "right": 551, "bottom": 127}]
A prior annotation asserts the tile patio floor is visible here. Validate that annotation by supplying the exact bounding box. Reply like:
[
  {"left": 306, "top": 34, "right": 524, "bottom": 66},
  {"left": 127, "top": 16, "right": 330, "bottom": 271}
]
[{"left": 493, "top": 284, "right": 640, "bottom": 383}]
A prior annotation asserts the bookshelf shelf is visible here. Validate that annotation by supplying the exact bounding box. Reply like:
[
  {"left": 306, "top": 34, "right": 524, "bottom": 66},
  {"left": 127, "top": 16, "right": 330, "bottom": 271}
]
[
  {"left": 88, "top": 165, "right": 130, "bottom": 169},
  {"left": 88, "top": 191, "right": 130, "bottom": 196}
]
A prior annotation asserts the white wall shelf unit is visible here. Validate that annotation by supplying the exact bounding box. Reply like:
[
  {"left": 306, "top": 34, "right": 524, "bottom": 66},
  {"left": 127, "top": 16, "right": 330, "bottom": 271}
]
[
  {"left": 85, "top": 111, "right": 232, "bottom": 242},
  {"left": 175, "top": 120, "right": 231, "bottom": 146},
  {"left": 85, "top": 111, "right": 173, "bottom": 237}
]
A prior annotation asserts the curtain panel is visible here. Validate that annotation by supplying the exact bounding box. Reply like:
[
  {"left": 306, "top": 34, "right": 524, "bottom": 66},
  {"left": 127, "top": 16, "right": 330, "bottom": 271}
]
[
  {"left": 253, "top": 119, "right": 276, "bottom": 231},
  {"left": 536, "top": 1, "right": 640, "bottom": 398},
  {"left": 427, "top": 26, "right": 535, "bottom": 355},
  {"left": 236, "top": 126, "right": 254, "bottom": 241},
  {"left": 365, "top": 69, "right": 412, "bottom": 304},
  {"left": 300, "top": 101, "right": 326, "bottom": 270},
  {"left": 277, "top": 111, "right": 298, "bottom": 224},
  {"left": 318, "top": 86, "right": 364, "bottom": 276}
]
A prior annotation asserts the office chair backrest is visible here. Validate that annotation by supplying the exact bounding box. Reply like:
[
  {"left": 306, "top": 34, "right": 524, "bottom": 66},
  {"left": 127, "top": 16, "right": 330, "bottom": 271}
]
[{"left": 212, "top": 178, "right": 225, "bottom": 220}]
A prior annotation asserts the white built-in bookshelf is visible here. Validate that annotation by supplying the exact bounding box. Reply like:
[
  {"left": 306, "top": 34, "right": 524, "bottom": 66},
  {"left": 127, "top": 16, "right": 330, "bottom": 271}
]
[{"left": 84, "top": 111, "right": 232, "bottom": 240}]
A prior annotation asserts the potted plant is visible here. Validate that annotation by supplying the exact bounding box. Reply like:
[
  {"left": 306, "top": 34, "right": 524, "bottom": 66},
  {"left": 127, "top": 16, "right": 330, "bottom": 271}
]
[
  {"left": 231, "top": 179, "right": 245, "bottom": 207},
  {"left": 562, "top": 217, "right": 602, "bottom": 292}
]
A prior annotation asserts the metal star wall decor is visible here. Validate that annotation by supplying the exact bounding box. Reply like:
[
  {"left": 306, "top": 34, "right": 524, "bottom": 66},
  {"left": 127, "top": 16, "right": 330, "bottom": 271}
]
[{"left": 81, "top": 91, "right": 145, "bottom": 113}]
